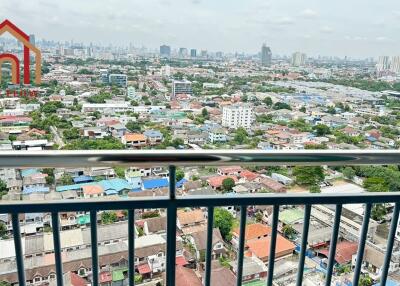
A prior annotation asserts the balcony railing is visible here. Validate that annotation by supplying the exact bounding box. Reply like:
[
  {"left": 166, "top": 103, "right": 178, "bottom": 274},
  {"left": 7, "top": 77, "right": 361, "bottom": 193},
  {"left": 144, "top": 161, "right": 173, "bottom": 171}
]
[{"left": 1, "top": 150, "right": 400, "bottom": 286}]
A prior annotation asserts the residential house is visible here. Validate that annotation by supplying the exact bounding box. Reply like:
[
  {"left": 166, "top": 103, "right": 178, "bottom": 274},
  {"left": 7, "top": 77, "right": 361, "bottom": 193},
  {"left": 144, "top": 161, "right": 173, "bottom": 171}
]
[
  {"left": 122, "top": 133, "right": 147, "bottom": 149},
  {"left": 177, "top": 209, "right": 206, "bottom": 234},
  {"left": 232, "top": 223, "right": 272, "bottom": 249},
  {"left": 257, "top": 177, "right": 287, "bottom": 193},
  {"left": 229, "top": 256, "right": 268, "bottom": 283},
  {"left": 143, "top": 130, "right": 163, "bottom": 145},
  {"left": 188, "top": 228, "right": 226, "bottom": 260}
]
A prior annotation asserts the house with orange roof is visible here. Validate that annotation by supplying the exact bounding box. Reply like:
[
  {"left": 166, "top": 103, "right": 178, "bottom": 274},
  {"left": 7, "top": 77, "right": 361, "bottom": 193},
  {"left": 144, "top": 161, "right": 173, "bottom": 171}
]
[
  {"left": 231, "top": 223, "right": 272, "bottom": 249},
  {"left": 207, "top": 175, "right": 238, "bottom": 190},
  {"left": 177, "top": 209, "right": 205, "bottom": 232},
  {"left": 81, "top": 185, "right": 104, "bottom": 199},
  {"left": 245, "top": 234, "right": 295, "bottom": 264},
  {"left": 121, "top": 133, "right": 147, "bottom": 149}
]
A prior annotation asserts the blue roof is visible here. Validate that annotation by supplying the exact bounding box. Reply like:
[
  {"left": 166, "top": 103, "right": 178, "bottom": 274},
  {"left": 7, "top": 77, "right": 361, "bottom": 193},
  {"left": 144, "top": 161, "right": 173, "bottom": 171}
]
[
  {"left": 143, "top": 130, "right": 163, "bottom": 138},
  {"left": 104, "top": 189, "right": 118, "bottom": 195},
  {"left": 23, "top": 186, "right": 50, "bottom": 195},
  {"left": 374, "top": 279, "right": 399, "bottom": 286},
  {"left": 176, "top": 178, "right": 187, "bottom": 188},
  {"left": 366, "top": 136, "right": 377, "bottom": 142},
  {"left": 99, "top": 178, "right": 133, "bottom": 192},
  {"left": 73, "top": 175, "right": 93, "bottom": 184},
  {"left": 143, "top": 178, "right": 169, "bottom": 189},
  {"left": 21, "top": 169, "right": 40, "bottom": 178},
  {"left": 56, "top": 178, "right": 133, "bottom": 193}
]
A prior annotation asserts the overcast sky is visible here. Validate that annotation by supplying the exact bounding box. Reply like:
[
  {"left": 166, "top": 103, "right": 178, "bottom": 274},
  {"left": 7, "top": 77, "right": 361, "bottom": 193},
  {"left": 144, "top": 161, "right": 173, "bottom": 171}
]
[{"left": 1, "top": 0, "right": 400, "bottom": 58}]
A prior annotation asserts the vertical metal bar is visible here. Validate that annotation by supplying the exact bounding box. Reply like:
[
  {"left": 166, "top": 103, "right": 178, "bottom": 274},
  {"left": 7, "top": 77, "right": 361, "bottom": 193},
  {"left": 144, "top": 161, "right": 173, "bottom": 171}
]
[
  {"left": 90, "top": 211, "right": 98, "bottom": 286},
  {"left": 128, "top": 209, "right": 135, "bottom": 286},
  {"left": 381, "top": 203, "right": 400, "bottom": 285},
  {"left": 205, "top": 206, "right": 215, "bottom": 286},
  {"left": 12, "top": 213, "right": 26, "bottom": 286},
  {"left": 296, "top": 204, "right": 311, "bottom": 286},
  {"left": 236, "top": 205, "right": 247, "bottom": 286},
  {"left": 352, "top": 203, "right": 372, "bottom": 286},
  {"left": 267, "top": 205, "right": 279, "bottom": 286},
  {"left": 325, "top": 204, "right": 342, "bottom": 286},
  {"left": 51, "top": 212, "right": 64, "bottom": 286},
  {"left": 166, "top": 165, "right": 177, "bottom": 286}
]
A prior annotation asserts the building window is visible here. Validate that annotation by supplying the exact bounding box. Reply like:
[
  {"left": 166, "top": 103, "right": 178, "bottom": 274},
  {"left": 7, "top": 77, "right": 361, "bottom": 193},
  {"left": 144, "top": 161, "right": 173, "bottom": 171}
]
[{"left": 34, "top": 276, "right": 41, "bottom": 283}]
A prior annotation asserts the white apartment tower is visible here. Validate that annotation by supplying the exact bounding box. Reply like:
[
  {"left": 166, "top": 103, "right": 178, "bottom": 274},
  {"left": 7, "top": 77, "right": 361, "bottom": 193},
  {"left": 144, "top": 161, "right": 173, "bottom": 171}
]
[
  {"left": 292, "top": 52, "right": 307, "bottom": 67},
  {"left": 377, "top": 56, "right": 390, "bottom": 72},
  {"left": 222, "top": 105, "right": 253, "bottom": 129}
]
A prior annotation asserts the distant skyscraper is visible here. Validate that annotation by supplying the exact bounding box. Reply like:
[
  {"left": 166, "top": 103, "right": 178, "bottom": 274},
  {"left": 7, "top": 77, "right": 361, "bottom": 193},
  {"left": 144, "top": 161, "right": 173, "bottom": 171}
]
[
  {"left": 291, "top": 52, "right": 306, "bottom": 67},
  {"left": 160, "top": 45, "right": 171, "bottom": 57},
  {"left": 261, "top": 44, "right": 272, "bottom": 67},
  {"left": 216, "top": 51, "right": 223, "bottom": 58},
  {"left": 201, "top": 50, "right": 207, "bottom": 58},
  {"left": 29, "top": 34, "right": 35, "bottom": 46},
  {"left": 178, "top": 48, "right": 188, "bottom": 58},
  {"left": 190, "top": 49, "right": 197, "bottom": 58},
  {"left": 377, "top": 56, "right": 390, "bottom": 72},
  {"left": 390, "top": 56, "right": 400, "bottom": 73}
]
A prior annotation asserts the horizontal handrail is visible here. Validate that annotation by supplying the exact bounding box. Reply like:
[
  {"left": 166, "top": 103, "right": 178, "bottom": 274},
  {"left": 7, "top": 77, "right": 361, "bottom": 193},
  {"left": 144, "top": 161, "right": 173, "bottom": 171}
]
[
  {"left": 0, "top": 149, "right": 398, "bottom": 167},
  {"left": 1, "top": 192, "right": 400, "bottom": 213}
]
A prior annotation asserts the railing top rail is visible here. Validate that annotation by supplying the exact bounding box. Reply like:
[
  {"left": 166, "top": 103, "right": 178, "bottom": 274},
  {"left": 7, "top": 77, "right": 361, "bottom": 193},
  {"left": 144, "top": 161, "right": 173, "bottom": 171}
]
[
  {"left": 0, "top": 149, "right": 399, "bottom": 167},
  {"left": 1, "top": 192, "right": 400, "bottom": 213}
]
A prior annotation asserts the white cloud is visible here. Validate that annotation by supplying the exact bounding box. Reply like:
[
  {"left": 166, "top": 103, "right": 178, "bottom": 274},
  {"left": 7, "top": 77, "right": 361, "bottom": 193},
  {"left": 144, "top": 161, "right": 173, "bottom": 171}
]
[
  {"left": 274, "top": 16, "right": 294, "bottom": 25},
  {"left": 320, "top": 26, "right": 334, "bottom": 33},
  {"left": 300, "top": 8, "right": 318, "bottom": 18}
]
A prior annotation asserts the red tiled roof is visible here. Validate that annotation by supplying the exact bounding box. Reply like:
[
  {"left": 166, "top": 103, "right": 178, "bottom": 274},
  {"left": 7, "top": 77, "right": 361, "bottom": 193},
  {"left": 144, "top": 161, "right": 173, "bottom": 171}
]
[
  {"left": 175, "top": 255, "right": 188, "bottom": 266},
  {"left": 207, "top": 175, "right": 238, "bottom": 188},
  {"left": 138, "top": 263, "right": 152, "bottom": 274},
  {"left": 319, "top": 241, "right": 358, "bottom": 264},
  {"left": 240, "top": 170, "right": 259, "bottom": 181},
  {"left": 70, "top": 272, "right": 88, "bottom": 286},
  {"left": 247, "top": 235, "right": 295, "bottom": 260},
  {"left": 99, "top": 271, "right": 112, "bottom": 283},
  {"left": 175, "top": 265, "right": 202, "bottom": 286},
  {"left": 232, "top": 223, "right": 271, "bottom": 241}
]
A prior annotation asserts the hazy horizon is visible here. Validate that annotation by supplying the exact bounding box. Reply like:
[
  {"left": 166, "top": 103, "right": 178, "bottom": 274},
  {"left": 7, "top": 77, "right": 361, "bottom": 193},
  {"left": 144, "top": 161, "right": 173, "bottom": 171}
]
[{"left": 1, "top": 0, "right": 400, "bottom": 58}]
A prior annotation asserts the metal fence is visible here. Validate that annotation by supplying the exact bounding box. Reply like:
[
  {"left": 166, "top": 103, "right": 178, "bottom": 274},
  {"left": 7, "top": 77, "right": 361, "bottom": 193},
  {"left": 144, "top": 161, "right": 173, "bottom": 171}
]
[{"left": 1, "top": 150, "right": 400, "bottom": 286}]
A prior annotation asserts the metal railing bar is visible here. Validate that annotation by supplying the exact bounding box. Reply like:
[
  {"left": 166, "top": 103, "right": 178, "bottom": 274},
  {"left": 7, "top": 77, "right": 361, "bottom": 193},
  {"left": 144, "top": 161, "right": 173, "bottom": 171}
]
[
  {"left": 0, "top": 149, "right": 400, "bottom": 167},
  {"left": 2, "top": 192, "right": 400, "bottom": 213},
  {"left": 205, "top": 206, "right": 214, "bottom": 286},
  {"left": 51, "top": 212, "right": 64, "bottom": 286},
  {"left": 380, "top": 202, "right": 400, "bottom": 285},
  {"left": 166, "top": 165, "right": 177, "bottom": 286},
  {"left": 236, "top": 205, "right": 247, "bottom": 286},
  {"left": 325, "top": 204, "right": 342, "bottom": 286},
  {"left": 11, "top": 213, "right": 26, "bottom": 286},
  {"left": 90, "top": 210, "right": 99, "bottom": 286},
  {"left": 267, "top": 205, "right": 279, "bottom": 286},
  {"left": 352, "top": 203, "right": 372, "bottom": 286},
  {"left": 296, "top": 204, "right": 311, "bottom": 286},
  {"left": 128, "top": 209, "right": 135, "bottom": 286}
]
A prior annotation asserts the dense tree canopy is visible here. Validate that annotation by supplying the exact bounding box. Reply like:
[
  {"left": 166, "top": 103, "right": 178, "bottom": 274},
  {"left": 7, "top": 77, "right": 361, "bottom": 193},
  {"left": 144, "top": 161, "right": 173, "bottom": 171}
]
[
  {"left": 293, "top": 166, "right": 325, "bottom": 186},
  {"left": 214, "top": 208, "right": 234, "bottom": 241}
]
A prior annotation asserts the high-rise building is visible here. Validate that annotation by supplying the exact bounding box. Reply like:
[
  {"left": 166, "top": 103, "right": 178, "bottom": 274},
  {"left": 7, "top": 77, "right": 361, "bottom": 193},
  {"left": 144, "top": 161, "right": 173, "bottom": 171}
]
[
  {"left": 190, "top": 49, "right": 197, "bottom": 58},
  {"left": 201, "top": 50, "right": 207, "bottom": 58},
  {"left": 127, "top": 86, "right": 136, "bottom": 99},
  {"left": 261, "top": 44, "right": 272, "bottom": 67},
  {"left": 172, "top": 80, "right": 192, "bottom": 99},
  {"left": 178, "top": 48, "right": 188, "bottom": 58},
  {"left": 377, "top": 56, "right": 390, "bottom": 72},
  {"left": 108, "top": 74, "right": 127, "bottom": 87},
  {"left": 216, "top": 51, "right": 223, "bottom": 58},
  {"left": 29, "top": 34, "right": 35, "bottom": 46},
  {"left": 291, "top": 52, "right": 306, "bottom": 67},
  {"left": 390, "top": 56, "right": 400, "bottom": 74},
  {"left": 160, "top": 45, "right": 171, "bottom": 57},
  {"left": 222, "top": 105, "right": 253, "bottom": 129}
]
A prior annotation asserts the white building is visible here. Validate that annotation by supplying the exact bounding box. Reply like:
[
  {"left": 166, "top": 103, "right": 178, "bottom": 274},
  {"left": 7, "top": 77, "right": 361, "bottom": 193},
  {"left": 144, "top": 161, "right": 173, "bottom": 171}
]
[
  {"left": 222, "top": 105, "right": 253, "bottom": 129},
  {"left": 172, "top": 80, "right": 192, "bottom": 99},
  {"left": 377, "top": 56, "right": 390, "bottom": 72},
  {"left": 291, "top": 52, "right": 306, "bottom": 67},
  {"left": 81, "top": 102, "right": 131, "bottom": 113}
]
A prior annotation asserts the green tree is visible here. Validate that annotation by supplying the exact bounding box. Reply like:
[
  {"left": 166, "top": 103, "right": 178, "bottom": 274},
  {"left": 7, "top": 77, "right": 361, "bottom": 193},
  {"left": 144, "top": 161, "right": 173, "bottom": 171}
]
[
  {"left": 293, "top": 166, "right": 325, "bottom": 186},
  {"left": 63, "top": 128, "right": 80, "bottom": 140},
  {"left": 282, "top": 224, "right": 296, "bottom": 239},
  {"left": 233, "top": 127, "right": 248, "bottom": 144},
  {"left": 359, "top": 274, "right": 373, "bottom": 286},
  {"left": 214, "top": 208, "right": 234, "bottom": 241},
  {"left": 176, "top": 169, "right": 185, "bottom": 182},
  {"left": 363, "top": 177, "right": 389, "bottom": 192},
  {"left": 101, "top": 211, "right": 118, "bottom": 224},
  {"left": 263, "top": 96, "right": 273, "bottom": 106},
  {"left": 0, "top": 221, "right": 8, "bottom": 238},
  {"left": 273, "top": 102, "right": 292, "bottom": 110},
  {"left": 222, "top": 178, "right": 235, "bottom": 192},
  {"left": 201, "top": 108, "right": 209, "bottom": 119},
  {"left": 300, "top": 106, "right": 306, "bottom": 113},
  {"left": 43, "top": 168, "right": 55, "bottom": 185},
  {"left": 371, "top": 204, "right": 387, "bottom": 221},
  {"left": 60, "top": 174, "right": 73, "bottom": 185},
  {"left": 126, "top": 121, "right": 142, "bottom": 132},
  {"left": 309, "top": 185, "right": 321, "bottom": 193},
  {"left": 313, "top": 124, "right": 331, "bottom": 136},
  {"left": 343, "top": 167, "right": 356, "bottom": 180},
  {"left": 8, "top": 134, "right": 17, "bottom": 141},
  {"left": 0, "top": 179, "right": 8, "bottom": 199}
]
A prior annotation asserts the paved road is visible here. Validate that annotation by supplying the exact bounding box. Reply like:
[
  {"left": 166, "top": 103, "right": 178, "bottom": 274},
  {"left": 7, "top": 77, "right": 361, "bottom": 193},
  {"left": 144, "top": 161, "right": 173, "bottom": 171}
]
[{"left": 50, "top": 125, "right": 65, "bottom": 149}]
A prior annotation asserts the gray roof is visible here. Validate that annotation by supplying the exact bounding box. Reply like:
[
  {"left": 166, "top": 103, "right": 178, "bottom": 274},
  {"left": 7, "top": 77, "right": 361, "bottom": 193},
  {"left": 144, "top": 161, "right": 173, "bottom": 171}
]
[{"left": 190, "top": 228, "right": 223, "bottom": 251}]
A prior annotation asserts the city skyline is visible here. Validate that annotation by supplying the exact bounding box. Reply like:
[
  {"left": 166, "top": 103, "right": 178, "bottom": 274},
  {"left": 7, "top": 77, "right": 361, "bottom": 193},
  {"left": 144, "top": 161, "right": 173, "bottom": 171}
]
[{"left": 1, "top": 0, "right": 400, "bottom": 58}]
